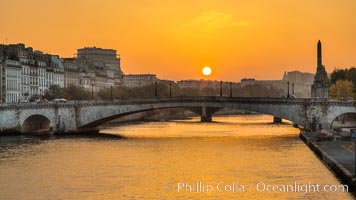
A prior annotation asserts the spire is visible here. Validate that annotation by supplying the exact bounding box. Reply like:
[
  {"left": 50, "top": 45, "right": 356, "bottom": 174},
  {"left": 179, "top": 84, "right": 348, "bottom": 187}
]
[
  {"left": 282, "top": 71, "right": 287, "bottom": 80},
  {"left": 311, "top": 40, "right": 328, "bottom": 98},
  {"left": 317, "top": 40, "right": 322, "bottom": 67}
]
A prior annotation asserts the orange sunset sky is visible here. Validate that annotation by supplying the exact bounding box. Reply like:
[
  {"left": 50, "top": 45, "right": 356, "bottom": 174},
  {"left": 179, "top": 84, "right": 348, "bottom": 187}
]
[{"left": 1, "top": 0, "right": 355, "bottom": 81}]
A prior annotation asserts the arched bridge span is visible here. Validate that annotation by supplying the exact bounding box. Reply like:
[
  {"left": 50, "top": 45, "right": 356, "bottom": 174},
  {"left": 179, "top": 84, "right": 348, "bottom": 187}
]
[{"left": 0, "top": 97, "right": 354, "bottom": 134}]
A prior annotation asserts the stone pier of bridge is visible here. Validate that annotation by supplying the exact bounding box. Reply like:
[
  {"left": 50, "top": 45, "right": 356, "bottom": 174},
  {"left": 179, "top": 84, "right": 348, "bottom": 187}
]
[{"left": 201, "top": 106, "right": 213, "bottom": 122}]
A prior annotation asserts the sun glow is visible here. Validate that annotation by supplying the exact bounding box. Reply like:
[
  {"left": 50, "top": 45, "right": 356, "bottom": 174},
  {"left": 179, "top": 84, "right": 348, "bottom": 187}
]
[{"left": 202, "top": 66, "right": 212, "bottom": 76}]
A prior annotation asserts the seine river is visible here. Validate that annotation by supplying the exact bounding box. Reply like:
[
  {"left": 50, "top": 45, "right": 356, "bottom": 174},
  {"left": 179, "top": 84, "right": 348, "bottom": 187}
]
[{"left": 0, "top": 115, "right": 353, "bottom": 199}]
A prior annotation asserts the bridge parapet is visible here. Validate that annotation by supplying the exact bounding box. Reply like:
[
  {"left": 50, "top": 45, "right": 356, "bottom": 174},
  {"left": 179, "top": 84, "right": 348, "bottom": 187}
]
[{"left": 0, "top": 97, "right": 354, "bottom": 109}]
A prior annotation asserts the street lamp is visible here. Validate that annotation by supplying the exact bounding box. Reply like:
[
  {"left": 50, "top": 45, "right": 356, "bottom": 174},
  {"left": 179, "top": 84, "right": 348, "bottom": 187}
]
[
  {"left": 169, "top": 83, "right": 172, "bottom": 98},
  {"left": 39, "top": 89, "right": 43, "bottom": 102},
  {"left": 220, "top": 81, "right": 223, "bottom": 97},
  {"left": 287, "top": 81, "right": 290, "bottom": 98},
  {"left": 230, "top": 82, "right": 232, "bottom": 97},
  {"left": 110, "top": 85, "right": 113, "bottom": 100},
  {"left": 155, "top": 81, "right": 157, "bottom": 97},
  {"left": 91, "top": 84, "right": 94, "bottom": 99}
]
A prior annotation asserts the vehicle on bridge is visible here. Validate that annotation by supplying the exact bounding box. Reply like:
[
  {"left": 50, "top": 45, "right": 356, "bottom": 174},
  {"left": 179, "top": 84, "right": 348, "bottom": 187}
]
[{"left": 52, "top": 98, "right": 67, "bottom": 103}]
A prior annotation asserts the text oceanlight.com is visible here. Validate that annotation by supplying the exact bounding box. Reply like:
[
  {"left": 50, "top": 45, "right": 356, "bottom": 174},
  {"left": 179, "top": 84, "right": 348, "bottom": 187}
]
[{"left": 173, "top": 181, "right": 348, "bottom": 194}]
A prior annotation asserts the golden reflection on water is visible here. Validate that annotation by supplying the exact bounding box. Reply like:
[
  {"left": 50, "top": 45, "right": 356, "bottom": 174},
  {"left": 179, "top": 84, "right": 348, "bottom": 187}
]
[{"left": 0, "top": 115, "right": 353, "bottom": 199}]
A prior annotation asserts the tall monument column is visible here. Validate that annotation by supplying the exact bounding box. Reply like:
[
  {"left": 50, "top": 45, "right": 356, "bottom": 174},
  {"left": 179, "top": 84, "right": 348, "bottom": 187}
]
[
  {"left": 311, "top": 40, "right": 329, "bottom": 98},
  {"left": 317, "top": 40, "right": 322, "bottom": 67}
]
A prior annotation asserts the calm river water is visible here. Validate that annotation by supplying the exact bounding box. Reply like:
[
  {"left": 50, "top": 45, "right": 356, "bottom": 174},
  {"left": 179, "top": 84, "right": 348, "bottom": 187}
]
[{"left": 0, "top": 115, "right": 353, "bottom": 199}]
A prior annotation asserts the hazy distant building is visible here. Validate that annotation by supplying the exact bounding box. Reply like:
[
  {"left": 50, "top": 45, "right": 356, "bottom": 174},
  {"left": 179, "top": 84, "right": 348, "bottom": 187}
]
[
  {"left": 121, "top": 74, "right": 157, "bottom": 88},
  {"left": 77, "top": 47, "right": 121, "bottom": 73},
  {"left": 311, "top": 40, "right": 329, "bottom": 98},
  {"left": 76, "top": 47, "right": 121, "bottom": 91},
  {"left": 240, "top": 78, "right": 287, "bottom": 91},
  {"left": 177, "top": 79, "right": 220, "bottom": 89},
  {"left": 158, "top": 79, "right": 175, "bottom": 86},
  {"left": 176, "top": 79, "right": 239, "bottom": 92},
  {"left": 282, "top": 71, "right": 314, "bottom": 98},
  {"left": 240, "top": 78, "right": 257, "bottom": 87},
  {"left": 241, "top": 70, "right": 314, "bottom": 98},
  {"left": 282, "top": 71, "right": 314, "bottom": 84}
]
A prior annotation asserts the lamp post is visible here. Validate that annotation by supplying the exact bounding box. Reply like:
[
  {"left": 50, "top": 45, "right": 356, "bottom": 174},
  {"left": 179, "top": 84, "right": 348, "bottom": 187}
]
[
  {"left": 169, "top": 83, "right": 172, "bottom": 98},
  {"left": 91, "top": 84, "right": 94, "bottom": 99},
  {"left": 292, "top": 83, "right": 294, "bottom": 96},
  {"left": 229, "top": 82, "right": 232, "bottom": 97},
  {"left": 220, "top": 81, "right": 223, "bottom": 97},
  {"left": 110, "top": 85, "right": 113, "bottom": 101},
  {"left": 287, "top": 81, "right": 290, "bottom": 98},
  {"left": 155, "top": 81, "right": 157, "bottom": 97}
]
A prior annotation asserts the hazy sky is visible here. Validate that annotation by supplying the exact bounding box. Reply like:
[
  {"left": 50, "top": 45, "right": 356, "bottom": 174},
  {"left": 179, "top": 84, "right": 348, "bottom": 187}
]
[{"left": 1, "top": 0, "right": 355, "bottom": 81}]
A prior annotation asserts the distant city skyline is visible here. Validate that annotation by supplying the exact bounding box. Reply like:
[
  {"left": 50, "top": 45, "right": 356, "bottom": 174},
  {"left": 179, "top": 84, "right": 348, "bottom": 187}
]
[{"left": 1, "top": 0, "right": 355, "bottom": 81}]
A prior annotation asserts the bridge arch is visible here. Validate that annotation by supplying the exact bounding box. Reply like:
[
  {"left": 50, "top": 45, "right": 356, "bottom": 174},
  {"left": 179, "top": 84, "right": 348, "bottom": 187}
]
[
  {"left": 22, "top": 114, "right": 52, "bottom": 133},
  {"left": 330, "top": 112, "right": 356, "bottom": 130},
  {"left": 80, "top": 107, "right": 197, "bottom": 128},
  {"left": 323, "top": 105, "right": 356, "bottom": 130},
  {"left": 78, "top": 101, "right": 301, "bottom": 130}
]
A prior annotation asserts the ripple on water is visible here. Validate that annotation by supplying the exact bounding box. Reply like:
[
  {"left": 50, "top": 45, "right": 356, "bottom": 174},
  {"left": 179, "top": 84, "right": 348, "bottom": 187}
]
[{"left": 0, "top": 115, "right": 353, "bottom": 200}]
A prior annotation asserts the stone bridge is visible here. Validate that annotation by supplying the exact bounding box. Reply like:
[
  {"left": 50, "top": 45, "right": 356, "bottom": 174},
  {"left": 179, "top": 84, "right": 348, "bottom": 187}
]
[{"left": 0, "top": 97, "right": 354, "bottom": 134}]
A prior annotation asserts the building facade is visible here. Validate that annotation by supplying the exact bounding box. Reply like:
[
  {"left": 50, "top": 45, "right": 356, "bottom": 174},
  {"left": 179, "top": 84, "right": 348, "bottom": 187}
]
[
  {"left": 79, "top": 71, "right": 93, "bottom": 91},
  {"left": 76, "top": 47, "right": 121, "bottom": 91},
  {"left": 63, "top": 58, "right": 79, "bottom": 87},
  {"left": 50, "top": 55, "right": 65, "bottom": 88},
  {"left": 0, "top": 62, "right": 4, "bottom": 102},
  {"left": 4, "top": 60, "right": 22, "bottom": 103},
  {"left": 0, "top": 44, "right": 66, "bottom": 102},
  {"left": 0, "top": 43, "right": 168, "bottom": 102},
  {"left": 77, "top": 47, "right": 122, "bottom": 73}
]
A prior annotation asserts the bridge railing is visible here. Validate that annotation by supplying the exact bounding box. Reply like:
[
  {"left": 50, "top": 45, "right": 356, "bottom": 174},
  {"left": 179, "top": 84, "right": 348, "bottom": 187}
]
[{"left": 0, "top": 97, "right": 354, "bottom": 109}]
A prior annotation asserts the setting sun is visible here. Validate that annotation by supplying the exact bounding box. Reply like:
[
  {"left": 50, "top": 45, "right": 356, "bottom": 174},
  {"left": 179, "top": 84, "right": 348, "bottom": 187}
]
[{"left": 202, "top": 66, "right": 212, "bottom": 76}]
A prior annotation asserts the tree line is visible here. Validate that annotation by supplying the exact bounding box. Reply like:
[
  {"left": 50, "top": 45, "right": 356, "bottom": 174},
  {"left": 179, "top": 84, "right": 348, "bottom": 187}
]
[
  {"left": 42, "top": 82, "right": 284, "bottom": 101},
  {"left": 329, "top": 67, "right": 355, "bottom": 99}
]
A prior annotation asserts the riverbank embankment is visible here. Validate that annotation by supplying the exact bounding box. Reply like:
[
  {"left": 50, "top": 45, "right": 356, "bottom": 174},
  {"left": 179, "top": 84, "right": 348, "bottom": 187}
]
[{"left": 300, "top": 131, "right": 356, "bottom": 189}]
